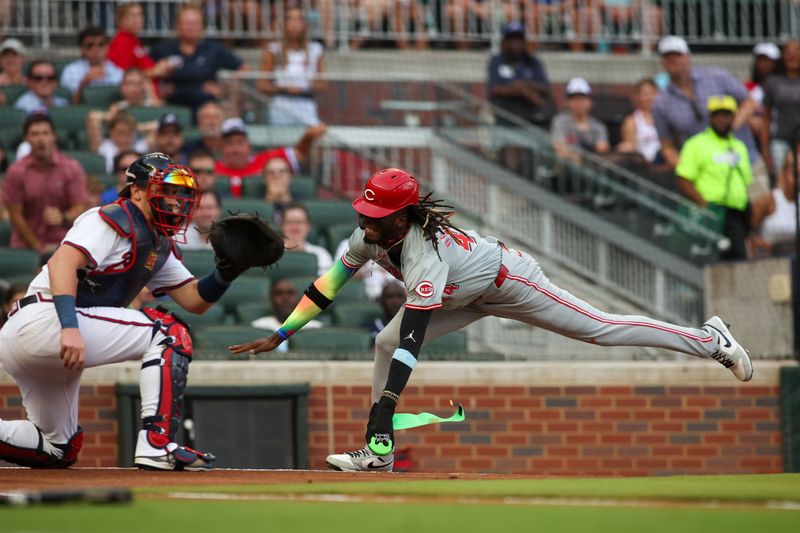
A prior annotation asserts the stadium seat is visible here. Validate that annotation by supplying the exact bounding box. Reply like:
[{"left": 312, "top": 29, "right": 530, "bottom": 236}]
[
  {"left": 192, "top": 326, "right": 269, "bottom": 352},
  {"left": 334, "top": 279, "right": 366, "bottom": 302},
  {"left": 289, "top": 327, "right": 372, "bottom": 353},
  {"left": 81, "top": 85, "right": 121, "bottom": 108},
  {"left": 268, "top": 251, "right": 318, "bottom": 280},
  {"left": 332, "top": 301, "right": 382, "bottom": 328},
  {"left": 241, "top": 176, "right": 265, "bottom": 198},
  {"left": 219, "top": 276, "right": 270, "bottom": 309},
  {"left": 0, "top": 127, "right": 21, "bottom": 152},
  {"left": 0, "top": 108, "right": 26, "bottom": 131},
  {"left": 234, "top": 302, "right": 272, "bottom": 325},
  {"left": 423, "top": 331, "right": 467, "bottom": 356},
  {"left": 304, "top": 199, "right": 356, "bottom": 227},
  {"left": 141, "top": 302, "right": 227, "bottom": 329},
  {"left": 64, "top": 150, "right": 107, "bottom": 176},
  {"left": 325, "top": 222, "right": 355, "bottom": 255},
  {"left": 290, "top": 176, "right": 316, "bottom": 199},
  {"left": 220, "top": 198, "right": 275, "bottom": 219},
  {"left": 128, "top": 105, "right": 192, "bottom": 128},
  {"left": 0, "top": 84, "right": 26, "bottom": 106},
  {"left": 50, "top": 106, "right": 94, "bottom": 146},
  {"left": 0, "top": 220, "right": 11, "bottom": 247},
  {"left": 0, "top": 249, "right": 40, "bottom": 281},
  {"left": 180, "top": 249, "right": 216, "bottom": 277}
]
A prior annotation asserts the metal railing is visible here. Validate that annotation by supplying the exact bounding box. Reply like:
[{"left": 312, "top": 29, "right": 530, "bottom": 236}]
[{"left": 3, "top": 1, "right": 798, "bottom": 50}]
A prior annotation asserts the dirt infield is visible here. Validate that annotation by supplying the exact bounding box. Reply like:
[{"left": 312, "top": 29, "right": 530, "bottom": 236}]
[{"left": 0, "top": 468, "right": 526, "bottom": 491}]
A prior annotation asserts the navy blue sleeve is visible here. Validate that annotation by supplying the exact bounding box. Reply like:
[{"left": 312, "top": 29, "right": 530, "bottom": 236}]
[
  {"left": 487, "top": 54, "right": 504, "bottom": 89},
  {"left": 150, "top": 39, "right": 174, "bottom": 61},
  {"left": 212, "top": 41, "right": 244, "bottom": 71},
  {"left": 531, "top": 57, "right": 549, "bottom": 85}
]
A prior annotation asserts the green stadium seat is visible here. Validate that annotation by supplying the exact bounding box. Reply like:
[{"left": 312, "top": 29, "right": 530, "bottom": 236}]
[
  {"left": 220, "top": 197, "right": 275, "bottom": 220},
  {"left": 128, "top": 105, "right": 192, "bottom": 128},
  {"left": 290, "top": 176, "right": 316, "bottom": 199},
  {"left": 194, "top": 325, "right": 267, "bottom": 351},
  {"left": 332, "top": 301, "right": 382, "bottom": 328},
  {"left": 304, "top": 199, "right": 356, "bottom": 227},
  {"left": 51, "top": 59, "right": 73, "bottom": 78},
  {"left": 334, "top": 279, "right": 366, "bottom": 302},
  {"left": 423, "top": 331, "right": 467, "bottom": 356},
  {"left": 0, "top": 249, "right": 40, "bottom": 280},
  {"left": 0, "top": 220, "right": 12, "bottom": 246},
  {"left": 268, "top": 251, "right": 318, "bottom": 280},
  {"left": 219, "top": 276, "right": 269, "bottom": 309},
  {"left": 0, "top": 128, "right": 21, "bottom": 152},
  {"left": 55, "top": 86, "right": 72, "bottom": 102},
  {"left": 234, "top": 302, "right": 272, "bottom": 325},
  {"left": 142, "top": 300, "right": 226, "bottom": 329},
  {"left": 0, "top": 85, "right": 27, "bottom": 106},
  {"left": 50, "top": 105, "right": 94, "bottom": 143},
  {"left": 0, "top": 108, "right": 26, "bottom": 132},
  {"left": 64, "top": 150, "right": 107, "bottom": 176},
  {"left": 241, "top": 176, "right": 265, "bottom": 198},
  {"left": 325, "top": 222, "right": 356, "bottom": 255},
  {"left": 81, "top": 85, "right": 121, "bottom": 108},
  {"left": 289, "top": 327, "right": 372, "bottom": 353},
  {"left": 180, "top": 249, "right": 216, "bottom": 277}
]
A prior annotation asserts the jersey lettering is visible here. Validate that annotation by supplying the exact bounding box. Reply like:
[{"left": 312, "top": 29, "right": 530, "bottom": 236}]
[{"left": 450, "top": 232, "right": 476, "bottom": 252}]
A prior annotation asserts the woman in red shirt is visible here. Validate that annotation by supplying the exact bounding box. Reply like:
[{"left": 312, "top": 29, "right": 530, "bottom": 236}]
[{"left": 107, "top": 2, "right": 174, "bottom": 91}]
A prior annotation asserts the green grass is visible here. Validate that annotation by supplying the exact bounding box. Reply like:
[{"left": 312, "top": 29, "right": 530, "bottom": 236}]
[
  {"left": 142, "top": 473, "right": 800, "bottom": 502},
  {"left": 4, "top": 474, "right": 799, "bottom": 533},
  {"left": 2, "top": 499, "right": 798, "bottom": 533}
]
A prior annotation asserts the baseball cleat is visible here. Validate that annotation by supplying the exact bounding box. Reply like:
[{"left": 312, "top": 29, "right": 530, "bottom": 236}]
[
  {"left": 703, "top": 316, "right": 753, "bottom": 382},
  {"left": 326, "top": 447, "right": 394, "bottom": 472},
  {"left": 133, "top": 431, "right": 215, "bottom": 471}
]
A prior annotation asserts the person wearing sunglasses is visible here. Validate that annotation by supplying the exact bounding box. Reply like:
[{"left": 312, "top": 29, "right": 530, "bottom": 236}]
[
  {"left": 60, "top": 26, "right": 124, "bottom": 104},
  {"left": 14, "top": 60, "right": 68, "bottom": 115}
]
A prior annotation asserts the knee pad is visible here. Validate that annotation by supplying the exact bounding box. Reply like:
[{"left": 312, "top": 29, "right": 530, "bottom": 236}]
[
  {"left": 141, "top": 306, "right": 193, "bottom": 449},
  {"left": 0, "top": 427, "right": 83, "bottom": 469}
]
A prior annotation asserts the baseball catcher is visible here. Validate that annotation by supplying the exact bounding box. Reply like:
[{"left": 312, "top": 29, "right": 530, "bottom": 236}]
[
  {"left": 0, "top": 152, "right": 279, "bottom": 471},
  {"left": 229, "top": 168, "right": 752, "bottom": 472}
]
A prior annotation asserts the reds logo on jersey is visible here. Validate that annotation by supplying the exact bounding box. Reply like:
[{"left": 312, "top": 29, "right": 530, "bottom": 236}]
[
  {"left": 414, "top": 281, "right": 434, "bottom": 298},
  {"left": 145, "top": 251, "right": 159, "bottom": 271}
]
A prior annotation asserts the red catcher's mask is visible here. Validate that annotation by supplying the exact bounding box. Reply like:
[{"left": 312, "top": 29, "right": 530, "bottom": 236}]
[{"left": 146, "top": 164, "right": 200, "bottom": 243}]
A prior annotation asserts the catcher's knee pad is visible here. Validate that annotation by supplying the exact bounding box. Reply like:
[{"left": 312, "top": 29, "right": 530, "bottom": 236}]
[
  {"left": 0, "top": 427, "right": 84, "bottom": 469},
  {"left": 141, "top": 306, "right": 193, "bottom": 449}
]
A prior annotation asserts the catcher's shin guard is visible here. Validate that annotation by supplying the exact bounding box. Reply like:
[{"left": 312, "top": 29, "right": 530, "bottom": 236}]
[
  {"left": 137, "top": 307, "right": 214, "bottom": 470},
  {"left": 0, "top": 425, "right": 84, "bottom": 469}
]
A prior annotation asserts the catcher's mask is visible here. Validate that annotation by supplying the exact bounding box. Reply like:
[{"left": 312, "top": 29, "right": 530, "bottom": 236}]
[{"left": 146, "top": 164, "right": 200, "bottom": 243}]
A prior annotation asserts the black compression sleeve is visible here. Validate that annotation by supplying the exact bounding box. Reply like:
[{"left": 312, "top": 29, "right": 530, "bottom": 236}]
[{"left": 397, "top": 307, "right": 432, "bottom": 356}]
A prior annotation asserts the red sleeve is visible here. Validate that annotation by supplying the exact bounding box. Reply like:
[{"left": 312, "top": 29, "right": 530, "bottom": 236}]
[
  {"left": 108, "top": 33, "right": 133, "bottom": 70},
  {"left": 1, "top": 162, "right": 25, "bottom": 206}
]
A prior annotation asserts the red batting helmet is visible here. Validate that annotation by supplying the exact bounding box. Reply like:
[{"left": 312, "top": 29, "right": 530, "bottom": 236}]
[{"left": 352, "top": 168, "right": 419, "bottom": 218}]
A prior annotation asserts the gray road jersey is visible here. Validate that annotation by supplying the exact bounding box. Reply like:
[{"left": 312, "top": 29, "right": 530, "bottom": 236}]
[{"left": 342, "top": 224, "right": 502, "bottom": 310}]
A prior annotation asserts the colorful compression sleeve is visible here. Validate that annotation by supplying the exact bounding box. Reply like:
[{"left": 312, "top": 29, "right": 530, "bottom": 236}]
[{"left": 276, "top": 258, "right": 358, "bottom": 339}]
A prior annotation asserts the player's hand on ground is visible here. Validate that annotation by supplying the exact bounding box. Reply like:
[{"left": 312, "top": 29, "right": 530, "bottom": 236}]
[
  {"left": 228, "top": 332, "right": 284, "bottom": 355},
  {"left": 60, "top": 328, "right": 86, "bottom": 371}
]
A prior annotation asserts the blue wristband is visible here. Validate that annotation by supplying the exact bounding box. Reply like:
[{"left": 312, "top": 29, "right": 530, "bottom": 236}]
[
  {"left": 53, "top": 294, "right": 79, "bottom": 329},
  {"left": 197, "top": 269, "right": 232, "bottom": 303},
  {"left": 276, "top": 328, "right": 290, "bottom": 340}
]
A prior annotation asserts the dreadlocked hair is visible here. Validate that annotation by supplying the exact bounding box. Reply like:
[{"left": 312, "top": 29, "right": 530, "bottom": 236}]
[{"left": 407, "top": 192, "right": 468, "bottom": 259}]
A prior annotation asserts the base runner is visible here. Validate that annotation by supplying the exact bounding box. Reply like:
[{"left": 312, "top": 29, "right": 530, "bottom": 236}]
[{"left": 229, "top": 168, "right": 752, "bottom": 472}]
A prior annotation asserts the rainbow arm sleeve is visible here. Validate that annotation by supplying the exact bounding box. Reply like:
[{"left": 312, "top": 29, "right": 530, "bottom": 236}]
[{"left": 276, "top": 258, "right": 358, "bottom": 339}]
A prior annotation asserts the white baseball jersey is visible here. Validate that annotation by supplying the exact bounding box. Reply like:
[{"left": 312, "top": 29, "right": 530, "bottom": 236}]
[
  {"left": 341, "top": 224, "right": 502, "bottom": 311},
  {"left": 27, "top": 207, "right": 194, "bottom": 299}
]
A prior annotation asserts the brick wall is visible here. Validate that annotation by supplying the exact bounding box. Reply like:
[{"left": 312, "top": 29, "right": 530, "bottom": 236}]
[
  {"left": 0, "top": 363, "right": 785, "bottom": 474},
  {"left": 0, "top": 384, "right": 118, "bottom": 468},
  {"left": 307, "top": 383, "right": 782, "bottom": 475}
]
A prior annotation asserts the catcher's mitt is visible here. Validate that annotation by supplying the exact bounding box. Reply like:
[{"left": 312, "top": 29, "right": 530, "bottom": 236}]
[{"left": 207, "top": 212, "right": 284, "bottom": 281}]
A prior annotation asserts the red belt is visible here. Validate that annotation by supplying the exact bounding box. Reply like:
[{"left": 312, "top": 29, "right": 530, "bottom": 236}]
[
  {"left": 494, "top": 264, "right": 509, "bottom": 288},
  {"left": 8, "top": 292, "right": 52, "bottom": 318}
]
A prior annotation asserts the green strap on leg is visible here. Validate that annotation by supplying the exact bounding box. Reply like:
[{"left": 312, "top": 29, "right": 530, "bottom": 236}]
[{"left": 392, "top": 403, "right": 465, "bottom": 430}]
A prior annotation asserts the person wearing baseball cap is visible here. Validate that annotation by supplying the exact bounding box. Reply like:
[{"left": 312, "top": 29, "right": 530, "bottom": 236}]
[
  {"left": 153, "top": 112, "right": 186, "bottom": 164},
  {"left": 676, "top": 95, "right": 752, "bottom": 260},
  {"left": 550, "top": 77, "right": 609, "bottom": 162},
  {"left": 0, "top": 38, "right": 27, "bottom": 87},
  {"left": 652, "top": 35, "right": 760, "bottom": 174},
  {"left": 214, "top": 118, "right": 327, "bottom": 197},
  {"left": 746, "top": 43, "right": 780, "bottom": 106},
  {"left": 487, "top": 22, "right": 551, "bottom": 127}
]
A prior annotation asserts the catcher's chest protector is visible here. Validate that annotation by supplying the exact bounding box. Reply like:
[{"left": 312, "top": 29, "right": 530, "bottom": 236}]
[{"left": 76, "top": 200, "right": 173, "bottom": 308}]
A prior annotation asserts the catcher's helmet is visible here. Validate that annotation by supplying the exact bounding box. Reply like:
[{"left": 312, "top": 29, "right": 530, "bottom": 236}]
[
  {"left": 122, "top": 152, "right": 200, "bottom": 240},
  {"left": 352, "top": 168, "right": 419, "bottom": 218}
]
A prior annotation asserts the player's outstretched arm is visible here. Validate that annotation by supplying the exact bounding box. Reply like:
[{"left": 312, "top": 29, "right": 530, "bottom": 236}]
[
  {"left": 48, "top": 244, "right": 92, "bottom": 371},
  {"left": 165, "top": 280, "right": 215, "bottom": 315},
  {"left": 229, "top": 258, "right": 357, "bottom": 354}
]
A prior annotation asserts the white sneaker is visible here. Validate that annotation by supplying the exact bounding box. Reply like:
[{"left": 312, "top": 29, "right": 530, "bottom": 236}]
[
  {"left": 326, "top": 447, "right": 394, "bottom": 472},
  {"left": 133, "top": 430, "right": 215, "bottom": 471},
  {"left": 703, "top": 316, "right": 753, "bottom": 382}
]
